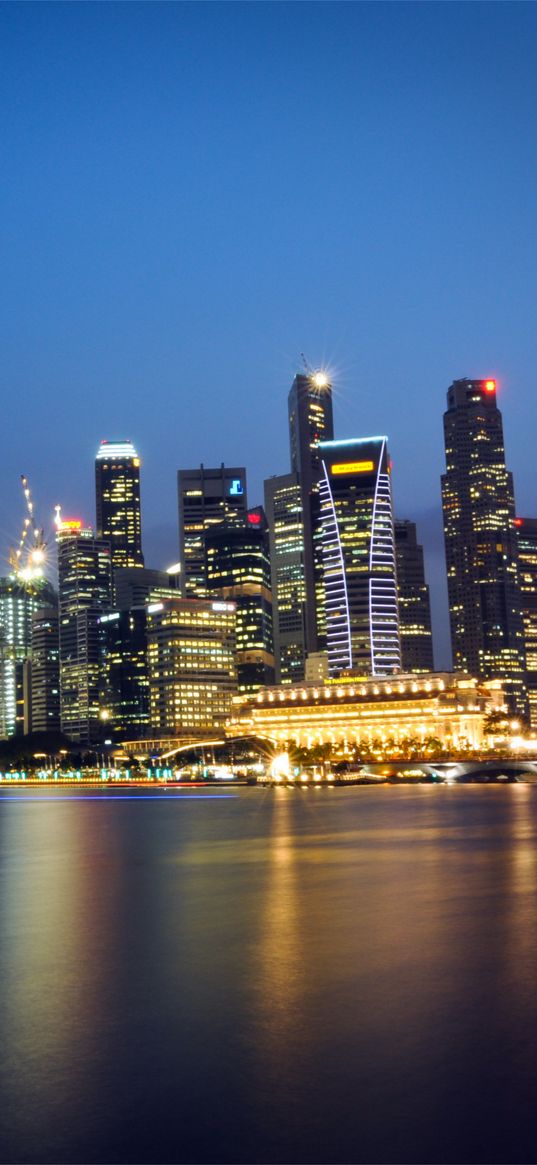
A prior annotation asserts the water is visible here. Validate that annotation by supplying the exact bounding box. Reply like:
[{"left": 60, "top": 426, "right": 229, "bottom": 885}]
[{"left": 1, "top": 785, "right": 537, "bottom": 1164}]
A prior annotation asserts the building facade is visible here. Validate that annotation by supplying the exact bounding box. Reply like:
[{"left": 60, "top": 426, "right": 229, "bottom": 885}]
[
  {"left": 205, "top": 508, "right": 275, "bottom": 693},
  {"left": 264, "top": 472, "right": 307, "bottom": 684},
  {"left": 394, "top": 520, "right": 434, "bottom": 673},
  {"left": 178, "top": 464, "right": 247, "bottom": 597},
  {"left": 0, "top": 575, "right": 55, "bottom": 739},
  {"left": 99, "top": 607, "right": 150, "bottom": 740},
  {"left": 95, "top": 439, "right": 144, "bottom": 570},
  {"left": 57, "top": 521, "right": 112, "bottom": 744},
  {"left": 441, "top": 378, "right": 526, "bottom": 716},
  {"left": 516, "top": 518, "right": 537, "bottom": 728},
  {"left": 288, "top": 371, "right": 334, "bottom": 655},
  {"left": 228, "top": 673, "right": 504, "bottom": 752},
  {"left": 29, "top": 604, "right": 61, "bottom": 734},
  {"left": 318, "top": 437, "right": 401, "bottom": 677},
  {"left": 147, "top": 596, "right": 236, "bottom": 737}
]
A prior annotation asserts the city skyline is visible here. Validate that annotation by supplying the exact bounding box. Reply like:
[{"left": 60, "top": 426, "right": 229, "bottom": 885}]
[{"left": 2, "top": 4, "right": 537, "bottom": 671}]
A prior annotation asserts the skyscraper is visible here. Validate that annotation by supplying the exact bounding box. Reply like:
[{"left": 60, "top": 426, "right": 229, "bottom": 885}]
[
  {"left": 394, "top": 520, "right": 434, "bottom": 673},
  {"left": 516, "top": 518, "right": 537, "bottom": 728},
  {"left": 57, "top": 520, "right": 112, "bottom": 744},
  {"left": 441, "top": 378, "right": 526, "bottom": 715},
  {"left": 0, "top": 574, "right": 55, "bottom": 739},
  {"left": 205, "top": 507, "right": 275, "bottom": 693},
  {"left": 29, "top": 604, "right": 61, "bottom": 734},
  {"left": 147, "top": 596, "right": 236, "bottom": 737},
  {"left": 178, "top": 464, "right": 247, "bottom": 597},
  {"left": 99, "top": 607, "right": 150, "bottom": 740},
  {"left": 95, "top": 440, "right": 144, "bottom": 570},
  {"left": 318, "top": 437, "right": 400, "bottom": 677},
  {"left": 264, "top": 472, "right": 307, "bottom": 684},
  {"left": 288, "top": 370, "right": 334, "bottom": 654}
]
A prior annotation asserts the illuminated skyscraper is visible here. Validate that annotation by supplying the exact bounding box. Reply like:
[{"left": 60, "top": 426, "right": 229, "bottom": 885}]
[
  {"left": 178, "top": 464, "right": 247, "bottom": 597},
  {"left": 147, "top": 596, "right": 236, "bottom": 736},
  {"left": 57, "top": 521, "right": 112, "bottom": 744},
  {"left": 288, "top": 370, "right": 334, "bottom": 654},
  {"left": 264, "top": 472, "right": 306, "bottom": 683},
  {"left": 441, "top": 378, "right": 526, "bottom": 715},
  {"left": 394, "top": 520, "right": 434, "bottom": 673},
  {"left": 0, "top": 575, "right": 55, "bottom": 739},
  {"left": 318, "top": 437, "right": 400, "bottom": 677},
  {"left": 206, "top": 507, "right": 275, "bottom": 693},
  {"left": 516, "top": 518, "right": 537, "bottom": 727},
  {"left": 95, "top": 440, "right": 144, "bottom": 570}
]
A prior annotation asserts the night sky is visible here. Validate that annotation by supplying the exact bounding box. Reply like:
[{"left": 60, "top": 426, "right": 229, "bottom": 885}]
[{"left": 2, "top": 2, "right": 537, "bottom": 666}]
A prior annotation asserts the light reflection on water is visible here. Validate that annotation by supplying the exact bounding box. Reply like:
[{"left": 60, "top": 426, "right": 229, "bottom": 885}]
[{"left": 1, "top": 787, "right": 537, "bottom": 1164}]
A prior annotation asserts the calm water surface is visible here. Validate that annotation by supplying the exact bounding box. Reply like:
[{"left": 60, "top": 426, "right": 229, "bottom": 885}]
[{"left": 1, "top": 786, "right": 537, "bottom": 1164}]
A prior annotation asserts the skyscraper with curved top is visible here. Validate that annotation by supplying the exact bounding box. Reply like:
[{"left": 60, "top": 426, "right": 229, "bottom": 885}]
[
  {"left": 95, "top": 439, "right": 144, "bottom": 569},
  {"left": 318, "top": 436, "right": 400, "bottom": 677}
]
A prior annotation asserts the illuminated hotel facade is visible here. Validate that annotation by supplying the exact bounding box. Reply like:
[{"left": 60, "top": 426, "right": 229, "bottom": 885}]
[
  {"left": 95, "top": 440, "right": 144, "bottom": 570},
  {"left": 178, "top": 464, "right": 247, "bottom": 598},
  {"left": 147, "top": 596, "right": 236, "bottom": 737},
  {"left": 516, "top": 518, "right": 537, "bottom": 728},
  {"left": 228, "top": 673, "right": 504, "bottom": 752},
  {"left": 318, "top": 437, "right": 401, "bottom": 677},
  {"left": 441, "top": 378, "right": 527, "bottom": 716}
]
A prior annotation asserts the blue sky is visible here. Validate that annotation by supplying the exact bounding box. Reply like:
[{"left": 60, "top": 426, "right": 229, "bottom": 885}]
[{"left": 2, "top": 2, "right": 537, "bottom": 665}]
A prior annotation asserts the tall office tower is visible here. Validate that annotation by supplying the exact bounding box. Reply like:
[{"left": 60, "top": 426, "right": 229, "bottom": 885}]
[
  {"left": 205, "top": 507, "right": 275, "bottom": 694},
  {"left": 29, "top": 604, "right": 61, "bottom": 734},
  {"left": 318, "top": 437, "right": 401, "bottom": 677},
  {"left": 516, "top": 518, "right": 537, "bottom": 728},
  {"left": 57, "top": 520, "right": 112, "bottom": 744},
  {"left": 264, "top": 473, "right": 307, "bottom": 684},
  {"left": 178, "top": 464, "right": 247, "bottom": 597},
  {"left": 147, "top": 597, "right": 236, "bottom": 737},
  {"left": 441, "top": 378, "right": 526, "bottom": 715},
  {"left": 99, "top": 607, "right": 150, "bottom": 740},
  {"left": 0, "top": 574, "right": 55, "bottom": 739},
  {"left": 394, "top": 520, "right": 434, "bottom": 673},
  {"left": 95, "top": 440, "right": 144, "bottom": 570},
  {"left": 288, "top": 370, "right": 334, "bottom": 654}
]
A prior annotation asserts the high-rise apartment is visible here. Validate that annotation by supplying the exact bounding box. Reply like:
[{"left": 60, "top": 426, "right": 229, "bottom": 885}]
[
  {"left": 57, "top": 520, "right": 112, "bottom": 744},
  {"left": 264, "top": 472, "right": 306, "bottom": 684},
  {"left": 178, "top": 464, "right": 247, "bottom": 597},
  {"left": 95, "top": 440, "right": 144, "bottom": 569},
  {"left": 318, "top": 437, "right": 401, "bottom": 677},
  {"left": 147, "top": 596, "right": 236, "bottom": 737},
  {"left": 394, "top": 520, "right": 434, "bottom": 673},
  {"left": 205, "top": 507, "right": 275, "bottom": 693},
  {"left": 441, "top": 378, "right": 526, "bottom": 715},
  {"left": 288, "top": 370, "right": 334, "bottom": 653},
  {"left": 516, "top": 518, "right": 537, "bottom": 728}
]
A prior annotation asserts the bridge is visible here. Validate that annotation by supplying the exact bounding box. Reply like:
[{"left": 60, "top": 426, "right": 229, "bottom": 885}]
[{"left": 357, "top": 760, "right": 537, "bottom": 782}]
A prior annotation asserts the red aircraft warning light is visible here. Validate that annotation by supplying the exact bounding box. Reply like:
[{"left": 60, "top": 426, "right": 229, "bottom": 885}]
[
  {"left": 514, "top": 518, "right": 523, "bottom": 527},
  {"left": 485, "top": 379, "right": 496, "bottom": 393}
]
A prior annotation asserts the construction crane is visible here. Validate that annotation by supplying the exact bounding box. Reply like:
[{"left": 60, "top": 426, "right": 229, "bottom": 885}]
[{"left": 9, "top": 475, "right": 47, "bottom": 582}]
